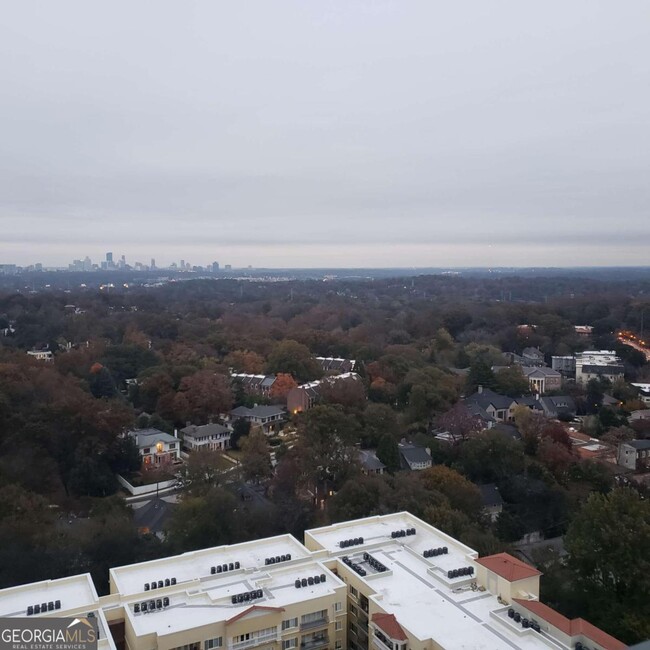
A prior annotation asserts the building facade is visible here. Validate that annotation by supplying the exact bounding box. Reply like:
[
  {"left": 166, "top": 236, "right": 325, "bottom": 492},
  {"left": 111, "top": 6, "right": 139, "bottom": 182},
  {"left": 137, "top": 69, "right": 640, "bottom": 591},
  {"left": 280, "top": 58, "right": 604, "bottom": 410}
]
[
  {"left": 0, "top": 513, "right": 626, "bottom": 650},
  {"left": 181, "top": 423, "right": 232, "bottom": 452},
  {"left": 128, "top": 429, "right": 181, "bottom": 466}
]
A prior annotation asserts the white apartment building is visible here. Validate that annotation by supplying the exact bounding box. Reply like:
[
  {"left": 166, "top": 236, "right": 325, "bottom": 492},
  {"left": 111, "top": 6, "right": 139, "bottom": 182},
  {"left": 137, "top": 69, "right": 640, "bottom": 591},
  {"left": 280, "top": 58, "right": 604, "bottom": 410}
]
[
  {"left": 0, "top": 513, "right": 625, "bottom": 650},
  {"left": 575, "top": 351, "right": 625, "bottom": 385}
]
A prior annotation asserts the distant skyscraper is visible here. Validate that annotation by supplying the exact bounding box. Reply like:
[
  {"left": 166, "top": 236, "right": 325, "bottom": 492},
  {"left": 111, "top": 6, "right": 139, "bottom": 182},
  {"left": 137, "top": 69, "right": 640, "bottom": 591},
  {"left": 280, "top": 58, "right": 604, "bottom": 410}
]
[
  {"left": 106, "top": 252, "right": 113, "bottom": 263},
  {"left": 180, "top": 260, "right": 185, "bottom": 271},
  {"left": 212, "top": 261, "right": 220, "bottom": 273},
  {"left": 151, "top": 258, "right": 156, "bottom": 269}
]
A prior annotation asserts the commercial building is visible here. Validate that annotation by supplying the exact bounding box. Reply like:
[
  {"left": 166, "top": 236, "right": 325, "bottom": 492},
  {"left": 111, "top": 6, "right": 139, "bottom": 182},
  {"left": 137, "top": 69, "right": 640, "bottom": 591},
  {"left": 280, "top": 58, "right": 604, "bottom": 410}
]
[
  {"left": 0, "top": 513, "right": 626, "bottom": 650},
  {"left": 575, "top": 351, "right": 625, "bottom": 385}
]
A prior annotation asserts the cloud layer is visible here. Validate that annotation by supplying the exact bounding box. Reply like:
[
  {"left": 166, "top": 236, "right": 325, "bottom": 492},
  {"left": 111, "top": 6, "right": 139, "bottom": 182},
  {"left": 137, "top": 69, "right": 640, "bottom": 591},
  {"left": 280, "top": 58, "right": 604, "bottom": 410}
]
[{"left": 1, "top": 1, "right": 649, "bottom": 267}]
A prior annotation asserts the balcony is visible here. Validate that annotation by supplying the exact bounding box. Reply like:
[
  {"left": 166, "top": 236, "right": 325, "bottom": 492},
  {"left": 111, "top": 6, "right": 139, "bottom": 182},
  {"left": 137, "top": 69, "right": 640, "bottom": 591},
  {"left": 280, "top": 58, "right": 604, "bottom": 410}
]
[
  {"left": 229, "top": 632, "right": 279, "bottom": 650},
  {"left": 300, "top": 637, "right": 329, "bottom": 650},
  {"left": 372, "top": 636, "right": 393, "bottom": 650},
  {"left": 300, "top": 617, "right": 329, "bottom": 631}
]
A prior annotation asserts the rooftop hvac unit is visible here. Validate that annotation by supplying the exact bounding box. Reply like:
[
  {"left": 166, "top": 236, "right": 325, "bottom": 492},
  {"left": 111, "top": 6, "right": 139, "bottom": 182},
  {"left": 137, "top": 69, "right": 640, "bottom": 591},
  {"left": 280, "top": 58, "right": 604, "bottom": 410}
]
[
  {"left": 275, "top": 556, "right": 280, "bottom": 563},
  {"left": 165, "top": 578, "right": 170, "bottom": 586},
  {"left": 235, "top": 561, "right": 240, "bottom": 569},
  {"left": 41, "top": 603, "right": 46, "bottom": 612},
  {"left": 55, "top": 600, "right": 61, "bottom": 609},
  {"left": 447, "top": 570, "right": 452, "bottom": 579},
  {"left": 269, "top": 557, "right": 276, "bottom": 564},
  {"left": 27, "top": 606, "right": 33, "bottom": 616},
  {"left": 144, "top": 583, "right": 150, "bottom": 591},
  {"left": 158, "top": 580, "right": 163, "bottom": 588},
  {"left": 363, "top": 552, "right": 369, "bottom": 561},
  {"left": 34, "top": 605, "right": 41, "bottom": 614},
  {"left": 265, "top": 559, "right": 270, "bottom": 565},
  {"left": 575, "top": 644, "right": 584, "bottom": 650},
  {"left": 522, "top": 619, "right": 529, "bottom": 629},
  {"left": 222, "top": 564, "right": 228, "bottom": 572},
  {"left": 156, "top": 599, "right": 162, "bottom": 609},
  {"left": 514, "top": 613, "right": 521, "bottom": 623},
  {"left": 258, "top": 589, "right": 263, "bottom": 598},
  {"left": 320, "top": 574, "right": 326, "bottom": 582},
  {"left": 301, "top": 578, "right": 308, "bottom": 587},
  {"left": 134, "top": 604, "right": 140, "bottom": 613},
  {"left": 314, "top": 576, "right": 320, "bottom": 584},
  {"left": 48, "top": 602, "right": 54, "bottom": 611},
  {"left": 141, "top": 602, "right": 147, "bottom": 612},
  {"left": 171, "top": 578, "right": 176, "bottom": 585},
  {"left": 163, "top": 597, "right": 169, "bottom": 607},
  {"left": 244, "top": 593, "right": 250, "bottom": 601},
  {"left": 213, "top": 566, "right": 218, "bottom": 574},
  {"left": 508, "top": 608, "right": 514, "bottom": 619},
  {"left": 442, "top": 547, "right": 448, "bottom": 554},
  {"left": 295, "top": 580, "right": 301, "bottom": 588},
  {"left": 287, "top": 553, "right": 292, "bottom": 560},
  {"left": 308, "top": 577, "right": 314, "bottom": 586},
  {"left": 149, "top": 600, "right": 155, "bottom": 611},
  {"left": 229, "top": 563, "right": 234, "bottom": 571},
  {"left": 231, "top": 596, "right": 237, "bottom": 604},
  {"left": 531, "top": 622, "right": 540, "bottom": 633}
]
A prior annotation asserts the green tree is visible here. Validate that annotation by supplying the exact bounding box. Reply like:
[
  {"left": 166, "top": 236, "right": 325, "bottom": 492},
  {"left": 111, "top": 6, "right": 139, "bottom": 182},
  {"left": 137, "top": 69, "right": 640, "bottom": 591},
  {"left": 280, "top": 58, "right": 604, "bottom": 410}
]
[
  {"left": 376, "top": 434, "right": 400, "bottom": 472},
  {"left": 266, "top": 340, "right": 323, "bottom": 383},
  {"left": 296, "top": 405, "right": 360, "bottom": 490},
  {"left": 494, "top": 366, "right": 530, "bottom": 397},
  {"left": 361, "top": 403, "right": 400, "bottom": 447},
  {"left": 230, "top": 418, "right": 251, "bottom": 450},
  {"left": 564, "top": 489, "right": 650, "bottom": 644},
  {"left": 239, "top": 430, "right": 272, "bottom": 483}
]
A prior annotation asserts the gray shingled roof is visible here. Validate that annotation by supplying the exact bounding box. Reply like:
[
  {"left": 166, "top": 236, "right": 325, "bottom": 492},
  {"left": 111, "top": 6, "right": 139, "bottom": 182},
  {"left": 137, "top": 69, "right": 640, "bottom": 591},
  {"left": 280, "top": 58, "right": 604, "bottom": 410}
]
[{"left": 128, "top": 428, "right": 177, "bottom": 449}]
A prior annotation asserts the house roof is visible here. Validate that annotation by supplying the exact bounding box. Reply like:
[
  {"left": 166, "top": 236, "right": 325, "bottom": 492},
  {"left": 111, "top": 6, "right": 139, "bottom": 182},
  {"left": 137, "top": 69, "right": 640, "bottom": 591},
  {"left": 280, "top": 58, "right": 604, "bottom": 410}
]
[
  {"left": 540, "top": 395, "right": 576, "bottom": 410},
  {"left": 181, "top": 423, "right": 230, "bottom": 436},
  {"left": 475, "top": 553, "right": 541, "bottom": 581},
  {"left": 478, "top": 484, "right": 503, "bottom": 508},
  {"left": 398, "top": 444, "right": 431, "bottom": 465},
  {"left": 231, "top": 405, "right": 286, "bottom": 418},
  {"left": 521, "top": 366, "right": 561, "bottom": 378},
  {"left": 465, "top": 388, "right": 514, "bottom": 411},
  {"left": 628, "top": 439, "right": 650, "bottom": 450},
  {"left": 128, "top": 428, "right": 177, "bottom": 448},
  {"left": 359, "top": 450, "right": 386, "bottom": 472},
  {"left": 512, "top": 599, "right": 626, "bottom": 650},
  {"left": 371, "top": 613, "right": 408, "bottom": 641}
]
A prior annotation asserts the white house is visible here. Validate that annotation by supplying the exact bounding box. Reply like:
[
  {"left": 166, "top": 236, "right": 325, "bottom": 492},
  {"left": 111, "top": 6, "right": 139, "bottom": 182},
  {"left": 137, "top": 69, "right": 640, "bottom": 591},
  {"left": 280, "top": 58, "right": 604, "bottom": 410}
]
[
  {"left": 128, "top": 428, "right": 180, "bottom": 466},
  {"left": 181, "top": 422, "right": 232, "bottom": 452}
]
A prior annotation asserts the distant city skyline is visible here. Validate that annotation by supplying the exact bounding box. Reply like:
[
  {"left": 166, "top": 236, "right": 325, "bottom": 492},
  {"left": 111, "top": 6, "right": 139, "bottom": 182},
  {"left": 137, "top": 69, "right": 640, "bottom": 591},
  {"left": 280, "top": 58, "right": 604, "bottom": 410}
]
[{"left": 2, "top": 1, "right": 650, "bottom": 267}]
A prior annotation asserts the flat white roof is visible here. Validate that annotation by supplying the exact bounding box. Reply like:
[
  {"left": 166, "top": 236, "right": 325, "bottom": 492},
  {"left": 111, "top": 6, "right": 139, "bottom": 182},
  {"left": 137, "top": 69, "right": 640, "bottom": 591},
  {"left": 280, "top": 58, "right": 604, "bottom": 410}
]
[
  {"left": 0, "top": 574, "right": 98, "bottom": 617},
  {"left": 125, "top": 560, "right": 344, "bottom": 637},
  {"left": 111, "top": 534, "right": 312, "bottom": 596}
]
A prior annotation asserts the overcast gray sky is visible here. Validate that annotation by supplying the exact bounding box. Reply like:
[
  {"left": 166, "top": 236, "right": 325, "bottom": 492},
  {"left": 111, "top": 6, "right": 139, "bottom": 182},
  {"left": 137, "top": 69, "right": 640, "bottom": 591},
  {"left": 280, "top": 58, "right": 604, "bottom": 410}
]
[{"left": 1, "top": 1, "right": 649, "bottom": 268}]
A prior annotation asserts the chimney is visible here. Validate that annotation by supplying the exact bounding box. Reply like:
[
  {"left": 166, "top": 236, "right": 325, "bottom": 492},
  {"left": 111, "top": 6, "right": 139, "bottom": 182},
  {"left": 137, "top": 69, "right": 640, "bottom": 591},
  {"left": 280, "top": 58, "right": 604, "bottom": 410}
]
[
  {"left": 478, "top": 385, "right": 483, "bottom": 394},
  {"left": 174, "top": 428, "right": 178, "bottom": 438}
]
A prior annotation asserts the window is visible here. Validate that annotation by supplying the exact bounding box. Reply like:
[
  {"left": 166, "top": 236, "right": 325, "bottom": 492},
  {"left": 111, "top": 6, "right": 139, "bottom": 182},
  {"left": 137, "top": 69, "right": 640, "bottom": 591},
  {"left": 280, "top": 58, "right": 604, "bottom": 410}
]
[
  {"left": 143, "top": 448, "right": 151, "bottom": 454},
  {"left": 335, "top": 622, "right": 343, "bottom": 632},
  {"left": 205, "top": 639, "right": 222, "bottom": 650},
  {"left": 301, "top": 610, "right": 327, "bottom": 626},
  {"left": 169, "top": 443, "right": 176, "bottom": 449},
  {"left": 349, "top": 586, "right": 358, "bottom": 598},
  {"left": 282, "top": 640, "right": 297, "bottom": 650},
  {"left": 334, "top": 602, "right": 342, "bottom": 612},
  {"left": 282, "top": 618, "right": 298, "bottom": 631},
  {"left": 335, "top": 642, "right": 342, "bottom": 650}
]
